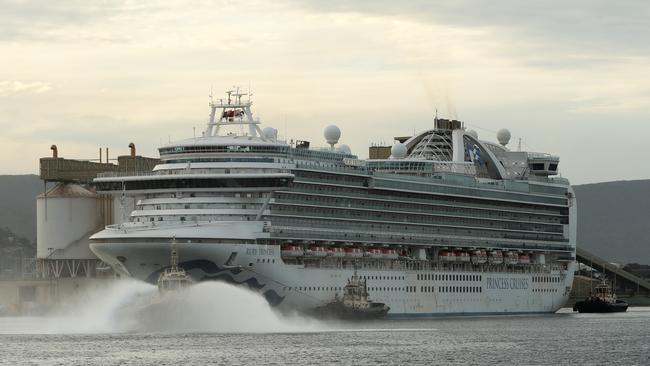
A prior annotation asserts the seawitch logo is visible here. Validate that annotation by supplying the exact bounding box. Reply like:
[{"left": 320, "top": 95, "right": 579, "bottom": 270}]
[{"left": 486, "top": 277, "right": 529, "bottom": 290}]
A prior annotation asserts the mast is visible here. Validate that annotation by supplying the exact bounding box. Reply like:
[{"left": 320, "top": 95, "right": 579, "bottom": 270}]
[
  {"left": 170, "top": 236, "right": 178, "bottom": 269},
  {"left": 203, "top": 87, "right": 268, "bottom": 140}
]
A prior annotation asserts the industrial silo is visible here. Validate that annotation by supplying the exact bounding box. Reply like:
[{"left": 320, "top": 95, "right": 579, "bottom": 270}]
[{"left": 36, "top": 183, "right": 104, "bottom": 277}]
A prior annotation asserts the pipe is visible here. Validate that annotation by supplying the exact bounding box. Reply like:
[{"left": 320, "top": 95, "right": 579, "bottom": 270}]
[
  {"left": 99, "top": 147, "right": 102, "bottom": 163},
  {"left": 50, "top": 145, "right": 58, "bottom": 158},
  {"left": 106, "top": 147, "right": 109, "bottom": 163},
  {"left": 129, "top": 142, "right": 136, "bottom": 158}
]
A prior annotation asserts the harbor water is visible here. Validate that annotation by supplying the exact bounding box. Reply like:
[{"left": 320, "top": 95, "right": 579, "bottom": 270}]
[{"left": 0, "top": 280, "right": 648, "bottom": 365}]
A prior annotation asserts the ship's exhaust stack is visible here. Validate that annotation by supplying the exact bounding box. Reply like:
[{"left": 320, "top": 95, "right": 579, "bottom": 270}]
[{"left": 129, "top": 143, "right": 136, "bottom": 158}]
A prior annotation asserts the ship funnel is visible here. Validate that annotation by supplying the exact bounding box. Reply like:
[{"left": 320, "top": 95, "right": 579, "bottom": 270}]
[
  {"left": 129, "top": 142, "right": 136, "bottom": 158},
  {"left": 50, "top": 145, "right": 58, "bottom": 158}
]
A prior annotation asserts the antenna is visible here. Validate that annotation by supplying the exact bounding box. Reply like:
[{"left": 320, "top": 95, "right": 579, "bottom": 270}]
[
  {"left": 434, "top": 108, "right": 438, "bottom": 129},
  {"left": 517, "top": 138, "right": 522, "bottom": 152}
]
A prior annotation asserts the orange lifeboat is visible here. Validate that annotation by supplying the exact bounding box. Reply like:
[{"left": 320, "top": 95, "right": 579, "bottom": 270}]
[
  {"left": 365, "top": 248, "right": 383, "bottom": 259},
  {"left": 487, "top": 250, "right": 504, "bottom": 264},
  {"left": 281, "top": 245, "right": 303, "bottom": 257},
  {"left": 329, "top": 247, "right": 345, "bottom": 258},
  {"left": 504, "top": 251, "right": 519, "bottom": 265},
  {"left": 306, "top": 245, "right": 327, "bottom": 257},
  {"left": 518, "top": 253, "right": 531, "bottom": 264},
  {"left": 470, "top": 249, "right": 487, "bottom": 264},
  {"left": 454, "top": 250, "right": 471, "bottom": 263},
  {"left": 344, "top": 247, "right": 363, "bottom": 258},
  {"left": 438, "top": 250, "right": 456, "bottom": 263},
  {"left": 382, "top": 248, "right": 398, "bottom": 259}
]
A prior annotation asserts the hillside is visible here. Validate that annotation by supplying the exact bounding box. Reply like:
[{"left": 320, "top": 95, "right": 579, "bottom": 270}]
[
  {"left": 573, "top": 180, "right": 650, "bottom": 265},
  {"left": 0, "top": 175, "right": 44, "bottom": 242},
  {"left": 0, "top": 175, "right": 648, "bottom": 264}
]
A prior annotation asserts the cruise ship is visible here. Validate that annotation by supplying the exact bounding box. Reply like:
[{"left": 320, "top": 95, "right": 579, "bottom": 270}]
[{"left": 90, "top": 89, "right": 577, "bottom": 317}]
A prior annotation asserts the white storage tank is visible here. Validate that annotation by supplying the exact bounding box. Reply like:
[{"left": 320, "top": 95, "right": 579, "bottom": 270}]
[{"left": 36, "top": 183, "right": 103, "bottom": 259}]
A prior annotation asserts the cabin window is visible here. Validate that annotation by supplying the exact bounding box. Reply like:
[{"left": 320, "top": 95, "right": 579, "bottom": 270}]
[{"left": 549, "top": 163, "right": 558, "bottom": 171}]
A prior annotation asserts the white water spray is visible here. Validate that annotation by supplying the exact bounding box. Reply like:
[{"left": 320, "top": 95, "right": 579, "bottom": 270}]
[{"left": 0, "top": 280, "right": 323, "bottom": 334}]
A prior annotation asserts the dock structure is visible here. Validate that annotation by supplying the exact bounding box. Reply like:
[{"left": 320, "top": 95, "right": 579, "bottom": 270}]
[
  {"left": 576, "top": 247, "right": 650, "bottom": 296},
  {"left": 40, "top": 144, "right": 159, "bottom": 184},
  {"left": 36, "top": 144, "right": 159, "bottom": 280}
]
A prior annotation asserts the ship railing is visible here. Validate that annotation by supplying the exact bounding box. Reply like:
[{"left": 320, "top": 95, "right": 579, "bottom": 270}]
[
  {"left": 372, "top": 179, "right": 567, "bottom": 206},
  {"left": 280, "top": 200, "right": 565, "bottom": 227},
  {"left": 282, "top": 187, "right": 565, "bottom": 217},
  {"left": 273, "top": 227, "right": 572, "bottom": 252},
  {"left": 293, "top": 163, "right": 367, "bottom": 174},
  {"left": 97, "top": 170, "right": 171, "bottom": 178},
  {"left": 527, "top": 152, "right": 559, "bottom": 160},
  {"left": 97, "top": 168, "right": 291, "bottom": 178}
]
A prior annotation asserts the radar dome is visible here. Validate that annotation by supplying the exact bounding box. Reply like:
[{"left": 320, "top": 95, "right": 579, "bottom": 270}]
[
  {"left": 262, "top": 127, "right": 278, "bottom": 140},
  {"left": 466, "top": 129, "right": 479, "bottom": 139},
  {"left": 391, "top": 142, "right": 408, "bottom": 159},
  {"left": 497, "top": 128, "right": 511, "bottom": 146},
  {"left": 324, "top": 125, "right": 341, "bottom": 147},
  {"left": 337, "top": 144, "right": 352, "bottom": 155}
]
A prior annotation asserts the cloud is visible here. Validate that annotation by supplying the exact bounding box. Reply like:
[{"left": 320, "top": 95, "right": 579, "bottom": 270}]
[
  {"left": 0, "top": 81, "right": 51, "bottom": 97},
  {"left": 289, "top": 0, "right": 650, "bottom": 67},
  {"left": 0, "top": 0, "right": 156, "bottom": 42},
  {"left": 0, "top": 0, "right": 648, "bottom": 184}
]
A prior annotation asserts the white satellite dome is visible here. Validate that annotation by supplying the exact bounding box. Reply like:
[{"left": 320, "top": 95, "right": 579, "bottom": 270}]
[
  {"left": 466, "top": 129, "right": 479, "bottom": 139},
  {"left": 391, "top": 142, "right": 408, "bottom": 159},
  {"left": 324, "top": 125, "right": 341, "bottom": 147},
  {"left": 497, "top": 128, "right": 511, "bottom": 146},
  {"left": 262, "top": 127, "right": 277, "bottom": 140},
  {"left": 337, "top": 144, "right": 352, "bottom": 155}
]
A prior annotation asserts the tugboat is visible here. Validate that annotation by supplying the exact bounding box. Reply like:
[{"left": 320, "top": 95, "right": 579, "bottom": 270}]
[
  {"left": 157, "top": 237, "right": 193, "bottom": 294},
  {"left": 313, "top": 266, "right": 390, "bottom": 320},
  {"left": 573, "top": 278, "right": 628, "bottom": 313}
]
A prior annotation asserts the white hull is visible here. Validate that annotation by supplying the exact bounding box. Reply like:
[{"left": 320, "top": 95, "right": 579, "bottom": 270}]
[{"left": 91, "top": 235, "right": 575, "bottom": 317}]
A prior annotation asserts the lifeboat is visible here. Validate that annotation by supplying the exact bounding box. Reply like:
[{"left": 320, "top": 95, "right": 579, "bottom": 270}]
[
  {"left": 504, "top": 251, "right": 519, "bottom": 265},
  {"left": 518, "top": 253, "right": 531, "bottom": 264},
  {"left": 487, "top": 250, "right": 504, "bottom": 264},
  {"left": 438, "top": 250, "right": 456, "bottom": 263},
  {"left": 365, "top": 248, "right": 383, "bottom": 259},
  {"left": 281, "top": 245, "right": 304, "bottom": 257},
  {"left": 344, "top": 247, "right": 364, "bottom": 258},
  {"left": 306, "top": 245, "right": 327, "bottom": 257},
  {"left": 329, "top": 247, "right": 345, "bottom": 258},
  {"left": 470, "top": 249, "right": 487, "bottom": 264},
  {"left": 454, "top": 250, "right": 471, "bottom": 263},
  {"left": 382, "top": 248, "right": 399, "bottom": 259}
]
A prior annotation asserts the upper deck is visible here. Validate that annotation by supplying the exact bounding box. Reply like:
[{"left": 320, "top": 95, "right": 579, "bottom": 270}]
[{"left": 94, "top": 89, "right": 569, "bottom": 193}]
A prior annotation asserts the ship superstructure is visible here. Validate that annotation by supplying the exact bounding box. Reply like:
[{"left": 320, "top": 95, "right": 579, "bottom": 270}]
[{"left": 90, "top": 88, "right": 577, "bottom": 316}]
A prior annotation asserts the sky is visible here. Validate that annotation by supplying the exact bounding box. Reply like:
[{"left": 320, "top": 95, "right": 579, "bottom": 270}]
[{"left": 1, "top": 0, "right": 649, "bottom": 184}]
